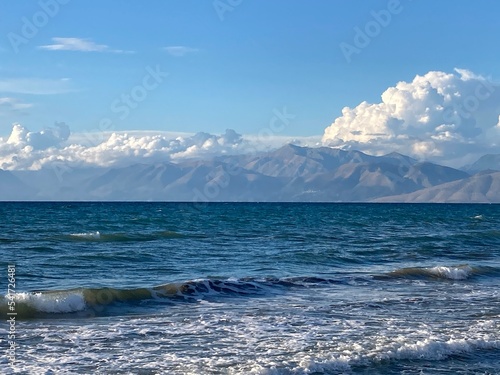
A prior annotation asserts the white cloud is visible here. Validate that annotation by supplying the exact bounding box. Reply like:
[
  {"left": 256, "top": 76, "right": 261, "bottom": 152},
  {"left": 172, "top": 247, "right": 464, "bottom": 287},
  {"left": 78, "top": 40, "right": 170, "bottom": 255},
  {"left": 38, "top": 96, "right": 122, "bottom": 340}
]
[
  {"left": 322, "top": 69, "right": 500, "bottom": 166},
  {"left": 0, "top": 78, "right": 74, "bottom": 95},
  {"left": 6, "top": 122, "right": 69, "bottom": 150},
  {"left": 38, "top": 38, "right": 134, "bottom": 54},
  {"left": 0, "top": 122, "right": 70, "bottom": 169},
  {"left": 163, "top": 46, "right": 199, "bottom": 57},
  {"left": 67, "top": 130, "right": 194, "bottom": 146},
  {"left": 0, "top": 124, "right": 314, "bottom": 170}
]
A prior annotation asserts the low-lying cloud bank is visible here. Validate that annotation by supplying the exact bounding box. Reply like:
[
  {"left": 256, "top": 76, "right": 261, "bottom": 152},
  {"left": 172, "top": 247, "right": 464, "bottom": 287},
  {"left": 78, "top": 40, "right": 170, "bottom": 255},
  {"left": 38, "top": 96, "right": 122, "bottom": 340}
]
[
  {"left": 322, "top": 68, "right": 500, "bottom": 167},
  {"left": 0, "top": 123, "right": 319, "bottom": 170}
]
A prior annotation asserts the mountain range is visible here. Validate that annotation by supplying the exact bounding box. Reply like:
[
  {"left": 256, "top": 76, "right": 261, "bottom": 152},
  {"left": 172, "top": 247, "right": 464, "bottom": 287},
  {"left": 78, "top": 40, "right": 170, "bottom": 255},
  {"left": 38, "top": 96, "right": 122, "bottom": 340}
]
[{"left": 1, "top": 144, "right": 499, "bottom": 202}]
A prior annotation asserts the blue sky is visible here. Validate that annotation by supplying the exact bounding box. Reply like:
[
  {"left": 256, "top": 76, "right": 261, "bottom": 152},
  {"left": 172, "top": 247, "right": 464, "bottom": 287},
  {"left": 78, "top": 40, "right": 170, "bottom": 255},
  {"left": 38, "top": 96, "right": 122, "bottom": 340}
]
[{"left": 1, "top": 0, "right": 500, "bottom": 141}]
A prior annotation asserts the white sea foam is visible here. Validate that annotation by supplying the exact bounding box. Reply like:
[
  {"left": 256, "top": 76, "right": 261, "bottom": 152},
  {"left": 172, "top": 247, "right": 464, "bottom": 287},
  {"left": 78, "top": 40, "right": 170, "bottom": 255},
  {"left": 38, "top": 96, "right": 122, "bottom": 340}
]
[
  {"left": 296, "top": 337, "right": 500, "bottom": 374},
  {"left": 427, "top": 265, "right": 473, "bottom": 280},
  {"left": 7, "top": 307, "right": 500, "bottom": 375},
  {"left": 15, "top": 291, "right": 87, "bottom": 313},
  {"left": 388, "top": 337, "right": 499, "bottom": 360}
]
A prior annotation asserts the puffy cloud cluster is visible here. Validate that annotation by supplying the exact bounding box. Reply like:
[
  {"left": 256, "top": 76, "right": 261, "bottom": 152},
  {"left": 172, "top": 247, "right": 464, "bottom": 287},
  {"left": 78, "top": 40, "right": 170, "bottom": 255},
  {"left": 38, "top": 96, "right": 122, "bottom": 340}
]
[
  {"left": 322, "top": 69, "right": 500, "bottom": 165},
  {"left": 0, "top": 124, "right": 251, "bottom": 170},
  {"left": 7, "top": 122, "right": 70, "bottom": 149},
  {"left": 79, "top": 128, "right": 245, "bottom": 165},
  {"left": 0, "top": 122, "right": 70, "bottom": 169}
]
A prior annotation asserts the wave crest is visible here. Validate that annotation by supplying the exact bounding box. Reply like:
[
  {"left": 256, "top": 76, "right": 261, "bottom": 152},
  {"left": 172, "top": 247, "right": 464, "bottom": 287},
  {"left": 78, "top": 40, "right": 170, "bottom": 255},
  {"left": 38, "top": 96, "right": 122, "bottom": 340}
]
[{"left": 386, "top": 264, "right": 476, "bottom": 280}]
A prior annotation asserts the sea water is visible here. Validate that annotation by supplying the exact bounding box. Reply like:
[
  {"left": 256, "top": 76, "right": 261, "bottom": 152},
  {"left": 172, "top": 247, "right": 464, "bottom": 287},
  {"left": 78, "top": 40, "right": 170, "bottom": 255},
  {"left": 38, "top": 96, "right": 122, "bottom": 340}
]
[{"left": 0, "top": 202, "right": 499, "bottom": 374}]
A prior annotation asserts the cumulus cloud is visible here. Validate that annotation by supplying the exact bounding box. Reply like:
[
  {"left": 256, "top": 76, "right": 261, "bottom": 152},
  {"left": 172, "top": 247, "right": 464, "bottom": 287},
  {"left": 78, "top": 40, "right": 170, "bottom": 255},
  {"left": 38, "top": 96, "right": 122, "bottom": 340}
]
[
  {"left": 6, "top": 122, "right": 70, "bottom": 149},
  {"left": 75, "top": 129, "right": 244, "bottom": 166},
  {"left": 0, "top": 122, "right": 70, "bottom": 169},
  {"left": 322, "top": 69, "right": 500, "bottom": 166},
  {"left": 0, "top": 124, "right": 260, "bottom": 170},
  {"left": 171, "top": 129, "right": 243, "bottom": 159},
  {"left": 0, "top": 122, "right": 320, "bottom": 171}
]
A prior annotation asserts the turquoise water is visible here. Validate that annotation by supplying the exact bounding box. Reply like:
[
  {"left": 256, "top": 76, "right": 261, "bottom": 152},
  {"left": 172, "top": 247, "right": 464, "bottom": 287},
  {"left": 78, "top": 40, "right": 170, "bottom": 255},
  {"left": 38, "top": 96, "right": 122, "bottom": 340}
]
[{"left": 1, "top": 202, "right": 499, "bottom": 374}]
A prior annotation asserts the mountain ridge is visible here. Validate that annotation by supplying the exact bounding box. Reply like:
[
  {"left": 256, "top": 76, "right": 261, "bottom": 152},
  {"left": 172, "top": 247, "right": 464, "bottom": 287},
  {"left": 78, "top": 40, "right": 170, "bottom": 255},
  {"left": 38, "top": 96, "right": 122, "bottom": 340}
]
[{"left": 1, "top": 144, "right": 497, "bottom": 202}]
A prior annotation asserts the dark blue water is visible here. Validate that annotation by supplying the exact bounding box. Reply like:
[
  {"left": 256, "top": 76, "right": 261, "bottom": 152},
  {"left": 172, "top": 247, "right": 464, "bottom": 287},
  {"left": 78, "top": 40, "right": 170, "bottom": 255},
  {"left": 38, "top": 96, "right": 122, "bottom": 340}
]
[{"left": 1, "top": 203, "right": 499, "bottom": 374}]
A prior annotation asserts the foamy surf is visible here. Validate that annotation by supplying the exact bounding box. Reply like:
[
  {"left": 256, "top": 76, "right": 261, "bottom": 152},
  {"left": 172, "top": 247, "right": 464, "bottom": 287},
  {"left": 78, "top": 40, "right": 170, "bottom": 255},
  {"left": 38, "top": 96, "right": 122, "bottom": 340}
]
[
  {"left": 295, "top": 336, "right": 500, "bottom": 374},
  {"left": 0, "top": 290, "right": 88, "bottom": 318},
  {"left": 427, "top": 265, "right": 473, "bottom": 280}
]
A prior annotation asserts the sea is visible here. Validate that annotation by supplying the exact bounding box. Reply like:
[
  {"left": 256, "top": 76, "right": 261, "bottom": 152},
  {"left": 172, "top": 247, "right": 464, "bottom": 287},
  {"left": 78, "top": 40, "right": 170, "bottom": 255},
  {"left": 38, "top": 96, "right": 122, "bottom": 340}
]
[{"left": 0, "top": 202, "right": 499, "bottom": 374}]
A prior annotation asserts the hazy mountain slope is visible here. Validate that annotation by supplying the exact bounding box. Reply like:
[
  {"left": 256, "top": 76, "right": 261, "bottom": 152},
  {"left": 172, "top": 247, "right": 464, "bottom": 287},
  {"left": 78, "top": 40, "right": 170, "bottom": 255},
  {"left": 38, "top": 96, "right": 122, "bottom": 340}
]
[
  {"left": 82, "top": 163, "right": 186, "bottom": 200},
  {"left": 0, "top": 170, "right": 38, "bottom": 200},
  {"left": 463, "top": 154, "right": 500, "bottom": 173},
  {"left": 405, "top": 162, "right": 469, "bottom": 188},
  {"left": 375, "top": 171, "right": 500, "bottom": 203},
  {"left": 284, "top": 158, "right": 468, "bottom": 201},
  {"left": 292, "top": 162, "right": 411, "bottom": 201},
  {"left": 13, "top": 167, "right": 106, "bottom": 200}
]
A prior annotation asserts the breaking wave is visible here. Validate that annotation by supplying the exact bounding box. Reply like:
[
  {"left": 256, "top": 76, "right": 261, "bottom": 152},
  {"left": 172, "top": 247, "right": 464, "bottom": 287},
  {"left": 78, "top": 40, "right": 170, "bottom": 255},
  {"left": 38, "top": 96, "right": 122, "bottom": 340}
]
[
  {"left": 382, "top": 264, "right": 499, "bottom": 280},
  {"left": 0, "top": 276, "right": 341, "bottom": 319}
]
